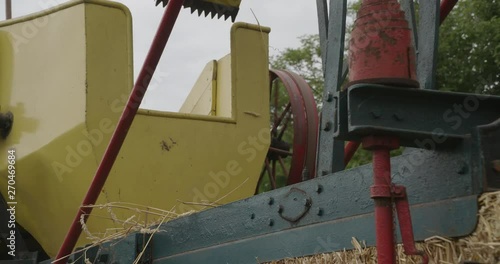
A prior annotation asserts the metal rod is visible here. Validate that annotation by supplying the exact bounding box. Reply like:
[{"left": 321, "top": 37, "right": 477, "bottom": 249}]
[
  {"left": 5, "top": 0, "right": 11, "bottom": 19},
  {"left": 53, "top": 0, "right": 184, "bottom": 262},
  {"left": 440, "top": 0, "right": 458, "bottom": 24},
  {"left": 372, "top": 148, "right": 396, "bottom": 264},
  {"left": 316, "top": 0, "right": 329, "bottom": 73},
  {"left": 343, "top": 141, "right": 360, "bottom": 166}
]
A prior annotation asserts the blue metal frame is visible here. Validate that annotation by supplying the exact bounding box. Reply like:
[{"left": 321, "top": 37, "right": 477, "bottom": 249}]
[
  {"left": 56, "top": 128, "right": 499, "bottom": 263},
  {"left": 316, "top": 0, "right": 348, "bottom": 175}
]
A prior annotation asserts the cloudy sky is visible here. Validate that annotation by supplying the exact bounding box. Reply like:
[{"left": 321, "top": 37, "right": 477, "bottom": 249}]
[{"left": 2, "top": 0, "right": 320, "bottom": 111}]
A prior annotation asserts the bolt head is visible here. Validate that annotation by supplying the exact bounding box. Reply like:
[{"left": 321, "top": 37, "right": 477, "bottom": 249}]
[
  {"left": 327, "top": 93, "right": 334, "bottom": 102},
  {"left": 370, "top": 107, "right": 382, "bottom": 119},
  {"left": 317, "top": 208, "right": 324, "bottom": 216},
  {"left": 316, "top": 184, "right": 323, "bottom": 193},
  {"left": 324, "top": 122, "right": 332, "bottom": 132}
]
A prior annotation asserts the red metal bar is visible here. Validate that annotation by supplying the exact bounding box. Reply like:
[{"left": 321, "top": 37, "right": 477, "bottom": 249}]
[
  {"left": 372, "top": 148, "right": 396, "bottom": 264},
  {"left": 53, "top": 1, "right": 184, "bottom": 262},
  {"left": 344, "top": 141, "right": 360, "bottom": 166},
  {"left": 394, "top": 186, "right": 429, "bottom": 264},
  {"left": 440, "top": 0, "right": 458, "bottom": 24}
]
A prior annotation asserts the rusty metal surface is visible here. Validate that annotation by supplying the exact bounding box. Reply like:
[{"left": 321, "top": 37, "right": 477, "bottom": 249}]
[
  {"left": 348, "top": 0, "right": 418, "bottom": 87},
  {"left": 284, "top": 71, "right": 319, "bottom": 180}
]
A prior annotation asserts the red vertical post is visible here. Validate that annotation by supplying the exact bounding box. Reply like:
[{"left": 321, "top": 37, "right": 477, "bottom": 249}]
[
  {"left": 53, "top": 0, "right": 184, "bottom": 262},
  {"left": 363, "top": 136, "right": 399, "bottom": 264},
  {"left": 372, "top": 148, "right": 395, "bottom": 264}
]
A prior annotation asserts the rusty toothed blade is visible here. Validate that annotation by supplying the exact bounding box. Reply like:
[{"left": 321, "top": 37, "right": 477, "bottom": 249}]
[{"left": 155, "top": 0, "right": 240, "bottom": 22}]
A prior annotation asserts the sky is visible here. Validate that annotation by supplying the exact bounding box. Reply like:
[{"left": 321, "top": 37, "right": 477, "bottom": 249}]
[{"left": 2, "top": 0, "right": 320, "bottom": 111}]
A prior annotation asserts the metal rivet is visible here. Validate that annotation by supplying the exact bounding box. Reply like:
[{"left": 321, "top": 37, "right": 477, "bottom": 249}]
[
  {"left": 457, "top": 163, "right": 468, "bottom": 175},
  {"left": 268, "top": 197, "right": 274, "bottom": 205},
  {"left": 370, "top": 108, "right": 382, "bottom": 119},
  {"left": 324, "top": 122, "right": 332, "bottom": 132},
  {"left": 327, "top": 93, "right": 334, "bottom": 102},
  {"left": 250, "top": 213, "right": 255, "bottom": 219},
  {"left": 316, "top": 184, "right": 323, "bottom": 194},
  {"left": 269, "top": 219, "right": 274, "bottom": 226},
  {"left": 317, "top": 208, "right": 324, "bottom": 216},
  {"left": 278, "top": 205, "right": 283, "bottom": 213}
]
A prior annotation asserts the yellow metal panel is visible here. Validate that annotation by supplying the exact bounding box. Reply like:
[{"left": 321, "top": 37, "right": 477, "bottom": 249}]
[
  {"left": 0, "top": 1, "right": 133, "bottom": 256},
  {"left": 216, "top": 54, "right": 233, "bottom": 117},
  {"left": 0, "top": 4, "right": 87, "bottom": 158},
  {"left": 179, "top": 60, "right": 217, "bottom": 115}
]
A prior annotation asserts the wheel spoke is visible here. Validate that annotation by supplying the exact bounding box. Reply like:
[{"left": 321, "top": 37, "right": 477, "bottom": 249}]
[
  {"left": 272, "top": 160, "right": 277, "bottom": 188},
  {"left": 278, "top": 112, "right": 292, "bottom": 140},
  {"left": 265, "top": 159, "right": 276, "bottom": 189},
  {"left": 269, "top": 147, "right": 293, "bottom": 156},
  {"left": 273, "top": 81, "right": 279, "bottom": 137},
  {"left": 272, "top": 103, "right": 291, "bottom": 132},
  {"left": 278, "top": 156, "right": 289, "bottom": 177}
]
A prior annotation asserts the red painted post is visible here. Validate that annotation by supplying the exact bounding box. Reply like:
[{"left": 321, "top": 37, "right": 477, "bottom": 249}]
[
  {"left": 53, "top": 0, "right": 185, "bottom": 262},
  {"left": 363, "top": 136, "right": 399, "bottom": 264}
]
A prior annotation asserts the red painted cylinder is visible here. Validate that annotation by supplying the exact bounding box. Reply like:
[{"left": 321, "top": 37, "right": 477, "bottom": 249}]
[
  {"left": 348, "top": 0, "right": 418, "bottom": 87},
  {"left": 372, "top": 148, "right": 395, "bottom": 264}
]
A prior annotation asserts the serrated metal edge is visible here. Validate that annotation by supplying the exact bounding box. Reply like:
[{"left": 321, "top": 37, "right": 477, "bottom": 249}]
[{"left": 155, "top": 0, "right": 239, "bottom": 22}]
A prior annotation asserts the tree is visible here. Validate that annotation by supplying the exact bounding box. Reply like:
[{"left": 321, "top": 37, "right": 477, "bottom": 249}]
[
  {"left": 437, "top": 0, "right": 500, "bottom": 94},
  {"left": 269, "top": 0, "right": 500, "bottom": 171}
]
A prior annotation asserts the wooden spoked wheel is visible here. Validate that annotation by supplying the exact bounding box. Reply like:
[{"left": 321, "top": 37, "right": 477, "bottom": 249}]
[{"left": 255, "top": 70, "right": 319, "bottom": 193}]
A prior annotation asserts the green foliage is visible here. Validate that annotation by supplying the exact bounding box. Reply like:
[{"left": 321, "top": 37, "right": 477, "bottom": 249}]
[
  {"left": 437, "top": 0, "right": 500, "bottom": 94},
  {"left": 271, "top": 35, "right": 324, "bottom": 106}
]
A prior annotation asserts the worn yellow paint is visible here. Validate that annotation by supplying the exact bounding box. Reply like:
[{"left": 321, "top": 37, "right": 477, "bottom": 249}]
[
  {"left": 0, "top": 0, "right": 270, "bottom": 257},
  {"left": 216, "top": 55, "right": 233, "bottom": 117},
  {"left": 179, "top": 60, "right": 217, "bottom": 115}
]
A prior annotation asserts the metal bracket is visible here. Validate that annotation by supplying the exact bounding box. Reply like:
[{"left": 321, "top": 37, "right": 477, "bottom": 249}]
[
  {"left": 278, "top": 188, "right": 311, "bottom": 222},
  {"left": 338, "top": 84, "right": 500, "bottom": 147}
]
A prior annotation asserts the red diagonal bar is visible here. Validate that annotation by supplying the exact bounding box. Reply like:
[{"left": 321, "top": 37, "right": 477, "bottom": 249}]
[
  {"left": 440, "top": 0, "right": 458, "bottom": 24},
  {"left": 54, "top": 0, "right": 184, "bottom": 262}
]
